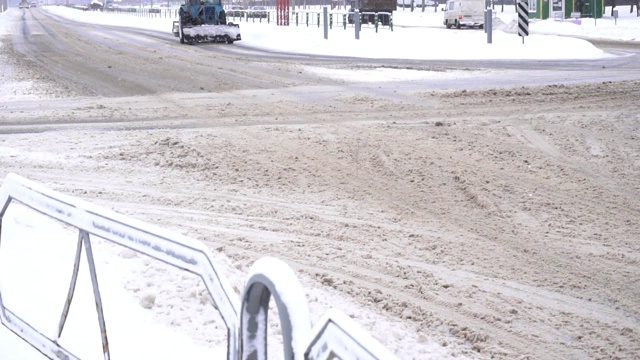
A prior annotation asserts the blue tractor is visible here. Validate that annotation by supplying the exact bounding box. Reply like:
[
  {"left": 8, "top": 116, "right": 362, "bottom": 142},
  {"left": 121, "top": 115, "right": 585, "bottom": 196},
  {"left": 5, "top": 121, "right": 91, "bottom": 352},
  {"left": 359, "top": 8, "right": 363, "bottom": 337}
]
[{"left": 172, "top": 0, "right": 241, "bottom": 44}]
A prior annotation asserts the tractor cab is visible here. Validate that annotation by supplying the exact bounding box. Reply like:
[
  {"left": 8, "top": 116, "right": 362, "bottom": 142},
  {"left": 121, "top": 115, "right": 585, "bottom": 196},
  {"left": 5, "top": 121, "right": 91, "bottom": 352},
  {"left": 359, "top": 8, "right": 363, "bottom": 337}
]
[{"left": 181, "top": 0, "right": 226, "bottom": 25}]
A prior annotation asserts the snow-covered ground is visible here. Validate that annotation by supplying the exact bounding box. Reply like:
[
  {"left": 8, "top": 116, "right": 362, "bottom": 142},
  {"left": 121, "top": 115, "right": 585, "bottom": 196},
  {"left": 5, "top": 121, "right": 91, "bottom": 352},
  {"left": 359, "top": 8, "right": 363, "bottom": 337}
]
[
  {"left": 0, "top": 4, "right": 639, "bottom": 360},
  {"left": 33, "top": 4, "right": 640, "bottom": 61},
  {"left": 0, "top": 202, "right": 230, "bottom": 360}
]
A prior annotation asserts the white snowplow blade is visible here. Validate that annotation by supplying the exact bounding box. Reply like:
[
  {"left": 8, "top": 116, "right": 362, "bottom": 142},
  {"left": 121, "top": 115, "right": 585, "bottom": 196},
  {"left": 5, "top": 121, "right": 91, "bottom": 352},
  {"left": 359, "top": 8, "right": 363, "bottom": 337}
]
[{"left": 183, "top": 25, "right": 241, "bottom": 39}]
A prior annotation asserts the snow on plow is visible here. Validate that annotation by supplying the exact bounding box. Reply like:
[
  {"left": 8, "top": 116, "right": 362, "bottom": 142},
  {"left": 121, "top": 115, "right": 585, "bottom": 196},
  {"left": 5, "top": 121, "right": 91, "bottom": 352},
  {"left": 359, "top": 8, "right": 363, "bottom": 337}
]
[{"left": 172, "top": 21, "right": 241, "bottom": 44}]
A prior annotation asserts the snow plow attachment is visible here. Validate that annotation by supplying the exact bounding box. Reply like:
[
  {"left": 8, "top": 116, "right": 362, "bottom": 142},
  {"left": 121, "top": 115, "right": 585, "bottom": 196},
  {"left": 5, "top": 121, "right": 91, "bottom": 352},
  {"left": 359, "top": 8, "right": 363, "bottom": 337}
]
[
  {"left": 172, "top": 21, "right": 241, "bottom": 44},
  {"left": 173, "top": 0, "right": 241, "bottom": 45}
]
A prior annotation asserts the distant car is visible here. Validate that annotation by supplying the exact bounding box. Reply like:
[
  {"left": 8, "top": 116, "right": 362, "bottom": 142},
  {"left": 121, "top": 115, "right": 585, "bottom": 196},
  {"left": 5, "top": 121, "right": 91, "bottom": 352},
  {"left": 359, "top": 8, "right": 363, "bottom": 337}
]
[
  {"left": 29, "top": 1, "right": 37, "bottom": 7},
  {"left": 19, "top": 1, "right": 30, "bottom": 8},
  {"left": 398, "top": 0, "right": 436, "bottom": 7},
  {"left": 248, "top": 5, "right": 267, "bottom": 18},
  {"left": 227, "top": 5, "right": 245, "bottom": 17}
]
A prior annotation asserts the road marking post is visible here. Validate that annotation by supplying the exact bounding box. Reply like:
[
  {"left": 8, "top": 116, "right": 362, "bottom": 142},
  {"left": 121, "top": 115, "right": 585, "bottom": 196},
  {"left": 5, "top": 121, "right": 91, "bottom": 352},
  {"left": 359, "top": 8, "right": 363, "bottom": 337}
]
[{"left": 517, "top": 0, "right": 529, "bottom": 44}]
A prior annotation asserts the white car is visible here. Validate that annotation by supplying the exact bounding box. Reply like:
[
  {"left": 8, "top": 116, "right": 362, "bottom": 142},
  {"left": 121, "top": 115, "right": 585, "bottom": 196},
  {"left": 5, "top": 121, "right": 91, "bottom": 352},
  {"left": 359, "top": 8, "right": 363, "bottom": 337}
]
[
  {"left": 227, "top": 5, "right": 245, "bottom": 17},
  {"left": 19, "top": 0, "right": 30, "bottom": 8},
  {"left": 248, "top": 6, "right": 267, "bottom": 18},
  {"left": 398, "top": 0, "right": 437, "bottom": 8}
]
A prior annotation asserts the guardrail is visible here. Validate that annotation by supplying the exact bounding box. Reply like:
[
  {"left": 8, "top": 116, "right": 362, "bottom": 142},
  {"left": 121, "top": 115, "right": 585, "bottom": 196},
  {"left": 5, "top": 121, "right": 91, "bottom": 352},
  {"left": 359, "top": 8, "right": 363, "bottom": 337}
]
[
  {"left": 0, "top": 173, "right": 399, "bottom": 360},
  {"left": 69, "top": 6, "right": 393, "bottom": 31},
  {"left": 102, "top": 6, "right": 175, "bottom": 18},
  {"left": 69, "top": 5, "right": 176, "bottom": 18},
  {"left": 227, "top": 10, "right": 393, "bottom": 31}
]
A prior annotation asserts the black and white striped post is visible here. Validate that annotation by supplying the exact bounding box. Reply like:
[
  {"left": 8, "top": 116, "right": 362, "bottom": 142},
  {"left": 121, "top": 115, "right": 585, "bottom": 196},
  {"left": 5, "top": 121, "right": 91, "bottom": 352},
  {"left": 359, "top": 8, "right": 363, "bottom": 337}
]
[{"left": 517, "top": 0, "right": 529, "bottom": 44}]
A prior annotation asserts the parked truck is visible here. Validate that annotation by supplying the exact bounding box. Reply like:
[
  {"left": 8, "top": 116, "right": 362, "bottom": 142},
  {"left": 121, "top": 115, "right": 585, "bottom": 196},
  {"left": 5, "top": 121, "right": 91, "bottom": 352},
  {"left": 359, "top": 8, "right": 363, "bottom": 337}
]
[{"left": 348, "top": 0, "right": 397, "bottom": 25}]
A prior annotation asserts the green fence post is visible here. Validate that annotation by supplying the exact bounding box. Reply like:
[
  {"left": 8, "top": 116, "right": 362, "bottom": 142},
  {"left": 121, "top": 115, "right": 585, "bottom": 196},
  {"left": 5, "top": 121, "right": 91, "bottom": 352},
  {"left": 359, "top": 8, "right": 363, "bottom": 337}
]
[
  {"left": 330, "top": 13, "right": 333, "bottom": 29},
  {"left": 317, "top": 12, "right": 320, "bottom": 27},
  {"left": 296, "top": 12, "right": 298, "bottom": 26},
  {"left": 390, "top": 14, "right": 393, "bottom": 31},
  {"left": 343, "top": 13, "right": 346, "bottom": 29},
  {"left": 306, "top": 12, "right": 309, "bottom": 27}
]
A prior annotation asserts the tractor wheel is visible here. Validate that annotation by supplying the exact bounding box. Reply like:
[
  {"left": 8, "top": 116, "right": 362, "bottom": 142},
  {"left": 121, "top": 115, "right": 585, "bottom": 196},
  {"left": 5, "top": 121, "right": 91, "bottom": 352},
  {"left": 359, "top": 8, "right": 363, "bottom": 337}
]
[
  {"left": 179, "top": 17, "right": 185, "bottom": 44},
  {"left": 445, "top": 20, "right": 451, "bottom": 29},
  {"left": 455, "top": 19, "right": 461, "bottom": 29}
]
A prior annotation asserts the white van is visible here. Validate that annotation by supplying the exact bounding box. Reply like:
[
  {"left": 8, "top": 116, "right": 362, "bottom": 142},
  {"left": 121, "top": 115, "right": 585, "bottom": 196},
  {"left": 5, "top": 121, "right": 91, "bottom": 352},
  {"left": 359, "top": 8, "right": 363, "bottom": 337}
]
[{"left": 443, "top": 0, "right": 485, "bottom": 29}]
